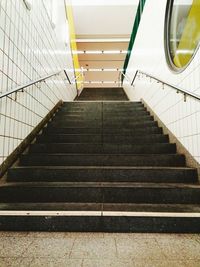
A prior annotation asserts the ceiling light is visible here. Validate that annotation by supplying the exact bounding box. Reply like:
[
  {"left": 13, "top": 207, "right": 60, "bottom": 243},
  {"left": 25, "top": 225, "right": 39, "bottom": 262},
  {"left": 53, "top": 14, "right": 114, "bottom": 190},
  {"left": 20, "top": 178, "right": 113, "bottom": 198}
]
[
  {"left": 73, "top": 50, "right": 127, "bottom": 54},
  {"left": 88, "top": 68, "right": 102, "bottom": 71},
  {"left": 83, "top": 81, "right": 119, "bottom": 84},
  {"left": 75, "top": 38, "right": 130, "bottom": 43},
  {"left": 85, "top": 50, "right": 102, "bottom": 54},
  {"left": 72, "top": 51, "right": 84, "bottom": 54}
]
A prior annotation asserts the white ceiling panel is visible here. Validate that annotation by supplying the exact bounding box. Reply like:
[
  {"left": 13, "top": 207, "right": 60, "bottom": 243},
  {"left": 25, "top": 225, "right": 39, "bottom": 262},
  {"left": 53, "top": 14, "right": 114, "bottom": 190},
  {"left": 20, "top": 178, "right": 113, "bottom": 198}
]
[{"left": 72, "top": 5, "right": 138, "bottom": 36}]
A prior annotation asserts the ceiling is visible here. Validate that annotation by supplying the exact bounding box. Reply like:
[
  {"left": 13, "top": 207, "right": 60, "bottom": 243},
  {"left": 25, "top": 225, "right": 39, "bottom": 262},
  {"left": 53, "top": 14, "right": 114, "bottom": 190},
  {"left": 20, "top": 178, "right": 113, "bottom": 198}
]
[{"left": 71, "top": 0, "right": 139, "bottom": 87}]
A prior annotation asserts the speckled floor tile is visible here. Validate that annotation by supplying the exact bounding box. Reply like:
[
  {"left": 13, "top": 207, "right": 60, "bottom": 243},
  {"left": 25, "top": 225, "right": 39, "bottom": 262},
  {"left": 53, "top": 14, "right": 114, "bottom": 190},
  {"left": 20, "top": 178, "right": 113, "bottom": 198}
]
[
  {"left": 184, "top": 260, "right": 200, "bottom": 267},
  {"left": 0, "top": 257, "right": 33, "bottom": 267},
  {"left": 187, "top": 234, "right": 200, "bottom": 243},
  {"left": 0, "top": 232, "right": 29, "bottom": 237},
  {"left": 115, "top": 237, "right": 166, "bottom": 260},
  {"left": 156, "top": 235, "right": 200, "bottom": 260},
  {"left": 26, "top": 232, "right": 66, "bottom": 238},
  {"left": 22, "top": 237, "right": 75, "bottom": 258},
  {"left": 133, "top": 259, "right": 186, "bottom": 267},
  {"left": 0, "top": 232, "right": 200, "bottom": 266},
  {"left": 29, "top": 257, "right": 83, "bottom": 267},
  {"left": 64, "top": 232, "right": 104, "bottom": 239},
  {"left": 0, "top": 237, "right": 33, "bottom": 257},
  {"left": 104, "top": 233, "right": 176, "bottom": 240},
  {"left": 82, "top": 258, "right": 134, "bottom": 267},
  {"left": 70, "top": 236, "right": 117, "bottom": 259}
]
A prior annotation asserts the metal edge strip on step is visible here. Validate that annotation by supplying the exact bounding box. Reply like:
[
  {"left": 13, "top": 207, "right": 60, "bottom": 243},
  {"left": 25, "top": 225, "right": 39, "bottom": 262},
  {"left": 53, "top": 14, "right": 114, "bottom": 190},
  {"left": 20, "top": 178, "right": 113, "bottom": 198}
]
[{"left": 0, "top": 211, "right": 200, "bottom": 217}]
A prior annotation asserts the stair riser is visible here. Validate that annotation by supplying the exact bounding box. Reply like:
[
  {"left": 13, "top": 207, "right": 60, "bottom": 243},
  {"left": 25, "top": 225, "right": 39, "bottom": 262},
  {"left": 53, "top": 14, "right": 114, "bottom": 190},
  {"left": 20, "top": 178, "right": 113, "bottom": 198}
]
[
  {"left": 52, "top": 117, "right": 154, "bottom": 124},
  {"left": 20, "top": 154, "right": 185, "bottom": 167},
  {"left": 59, "top": 110, "right": 149, "bottom": 115},
  {"left": 0, "top": 187, "right": 198, "bottom": 203},
  {"left": 77, "top": 94, "right": 127, "bottom": 98},
  {"left": 61, "top": 107, "right": 146, "bottom": 111},
  {"left": 44, "top": 127, "right": 163, "bottom": 135},
  {"left": 49, "top": 121, "right": 158, "bottom": 128},
  {"left": 29, "top": 143, "right": 176, "bottom": 154},
  {"left": 0, "top": 216, "right": 199, "bottom": 232},
  {"left": 36, "top": 135, "right": 169, "bottom": 144},
  {"left": 8, "top": 168, "right": 197, "bottom": 183}
]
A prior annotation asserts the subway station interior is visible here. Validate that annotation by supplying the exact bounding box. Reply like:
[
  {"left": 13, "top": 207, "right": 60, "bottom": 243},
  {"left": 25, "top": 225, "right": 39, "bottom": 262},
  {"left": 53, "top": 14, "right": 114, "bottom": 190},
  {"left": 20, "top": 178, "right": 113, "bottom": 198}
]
[{"left": 0, "top": 0, "right": 200, "bottom": 266}]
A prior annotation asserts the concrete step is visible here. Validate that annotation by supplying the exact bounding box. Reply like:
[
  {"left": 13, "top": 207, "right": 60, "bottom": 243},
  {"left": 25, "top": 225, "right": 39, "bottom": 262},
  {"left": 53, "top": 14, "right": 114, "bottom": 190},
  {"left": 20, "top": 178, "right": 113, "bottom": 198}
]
[
  {"left": 58, "top": 110, "right": 150, "bottom": 117},
  {"left": 0, "top": 203, "right": 200, "bottom": 232},
  {"left": 53, "top": 115, "right": 154, "bottom": 124},
  {"left": 44, "top": 126, "right": 163, "bottom": 135},
  {"left": 0, "top": 182, "right": 199, "bottom": 203},
  {"left": 8, "top": 166, "right": 198, "bottom": 183},
  {"left": 49, "top": 120, "right": 158, "bottom": 128},
  {"left": 29, "top": 143, "right": 176, "bottom": 154},
  {"left": 36, "top": 134, "right": 169, "bottom": 144},
  {"left": 20, "top": 153, "right": 186, "bottom": 167}
]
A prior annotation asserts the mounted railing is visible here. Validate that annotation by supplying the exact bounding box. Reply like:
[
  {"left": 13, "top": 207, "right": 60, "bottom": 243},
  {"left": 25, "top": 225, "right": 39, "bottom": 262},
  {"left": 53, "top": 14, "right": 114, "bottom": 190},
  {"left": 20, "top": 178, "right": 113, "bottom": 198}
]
[
  {"left": 126, "top": 69, "right": 200, "bottom": 166},
  {"left": 0, "top": 69, "right": 81, "bottom": 99},
  {"left": 0, "top": 69, "right": 79, "bottom": 173},
  {"left": 118, "top": 71, "right": 132, "bottom": 87},
  {"left": 130, "top": 70, "right": 200, "bottom": 102},
  {"left": 72, "top": 67, "right": 85, "bottom": 95}
]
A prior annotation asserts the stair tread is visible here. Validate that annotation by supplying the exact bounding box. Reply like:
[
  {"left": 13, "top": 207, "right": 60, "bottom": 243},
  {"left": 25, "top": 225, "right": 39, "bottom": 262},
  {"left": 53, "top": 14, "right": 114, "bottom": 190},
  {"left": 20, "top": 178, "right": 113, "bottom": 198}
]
[
  {"left": 12, "top": 166, "right": 194, "bottom": 170},
  {"left": 1, "top": 182, "right": 200, "bottom": 188},
  {"left": 0, "top": 203, "right": 199, "bottom": 213},
  {"left": 21, "top": 153, "right": 183, "bottom": 159}
]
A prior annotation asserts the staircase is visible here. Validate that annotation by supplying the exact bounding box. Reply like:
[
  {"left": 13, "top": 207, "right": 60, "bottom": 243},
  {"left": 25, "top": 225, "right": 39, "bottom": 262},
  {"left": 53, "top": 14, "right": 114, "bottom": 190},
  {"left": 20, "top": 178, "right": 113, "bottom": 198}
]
[{"left": 1, "top": 89, "right": 200, "bottom": 232}]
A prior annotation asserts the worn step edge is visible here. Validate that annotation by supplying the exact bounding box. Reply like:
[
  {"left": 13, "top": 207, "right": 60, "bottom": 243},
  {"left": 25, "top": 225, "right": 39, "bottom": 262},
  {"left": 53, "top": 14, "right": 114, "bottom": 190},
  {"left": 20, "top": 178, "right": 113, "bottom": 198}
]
[
  {"left": 0, "top": 203, "right": 200, "bottom": 213},
  {"left": 1, "top": 182, "right": 199, "bottom": 188}
]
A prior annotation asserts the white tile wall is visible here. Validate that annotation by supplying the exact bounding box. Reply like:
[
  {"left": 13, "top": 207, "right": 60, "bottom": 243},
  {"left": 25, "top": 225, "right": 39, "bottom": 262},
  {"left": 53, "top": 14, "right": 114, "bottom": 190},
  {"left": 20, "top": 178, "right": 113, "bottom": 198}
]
[
  {"left": 0, "top": 0, "right": 77, "bottom": 164},
  {"left": 124, "top": 0, "right": 200, "bottom": 164}
]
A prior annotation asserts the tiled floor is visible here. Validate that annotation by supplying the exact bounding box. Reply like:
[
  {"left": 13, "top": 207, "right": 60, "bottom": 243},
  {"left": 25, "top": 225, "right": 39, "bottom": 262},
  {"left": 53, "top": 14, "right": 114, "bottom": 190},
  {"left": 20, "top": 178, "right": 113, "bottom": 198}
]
[{"left": 0, "top": 232, "right": 200, "bottom": 267}]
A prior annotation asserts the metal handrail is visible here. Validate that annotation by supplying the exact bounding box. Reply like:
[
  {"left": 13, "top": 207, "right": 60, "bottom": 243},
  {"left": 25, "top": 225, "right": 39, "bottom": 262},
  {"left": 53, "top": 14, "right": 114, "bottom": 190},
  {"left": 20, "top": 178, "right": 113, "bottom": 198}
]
[
  {"left": 119, "top": 71, "right": 132, "bottom": 86},
  {"left": 0, "top": 69, "right": 71, "bottom": 99},
  {"left": 131, "top": 70, "right": 200, "bottom": 102},
  {"left": 71, "top": 71, "right": 83, "bottom": 83}
]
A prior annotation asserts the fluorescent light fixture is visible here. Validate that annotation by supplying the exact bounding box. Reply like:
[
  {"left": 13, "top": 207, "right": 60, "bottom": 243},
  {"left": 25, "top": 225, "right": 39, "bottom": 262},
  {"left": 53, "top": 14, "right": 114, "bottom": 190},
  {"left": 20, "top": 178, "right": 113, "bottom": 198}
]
[
  {"left": 83, "top": 81, "right": 119, "bottom": 84},
  {"left": 75, "top": 38, "right": 130, "bottom": 43},
  {"left": 72, "top": 50, "right": 127, "bottom": 54},
  {"left": 65, "top": 68, "right": 123, "bottom": 72},
  {"left": 105, "top": 81, "right": 117, "bottom": 84},
  {"left": 104, "top": 68, "right": 123, "bottom": 71},
  {"left": 85, "top": 50, "right": 102, "bottom": 54},
  {"left": 88, "top": 68, "right": 102, "bottom": 71},
  {"left": 72, "top": 51, "right": 84, "bottom": 54},
  {"left": 71, "top": 68, "right": 124, "bottom": 72},
  {"left": 91, "top": 81, "right": 103, "bottom": 84},
  {"left": 104, "top": 50, "right": 127, "bottom": 54}
]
